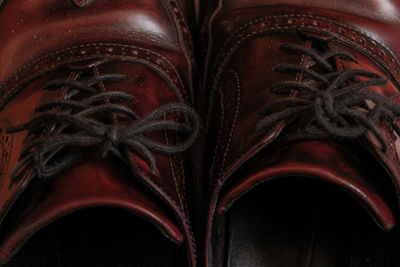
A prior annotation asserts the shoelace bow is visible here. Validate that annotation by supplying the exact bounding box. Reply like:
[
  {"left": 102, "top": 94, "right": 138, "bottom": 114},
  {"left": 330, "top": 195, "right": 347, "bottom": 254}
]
[
  {"left": 256, "top": 43, "right": 400, "bottom": 152},
  {"left": 6, "top": 60, "right": 199, "bottom": 182}
]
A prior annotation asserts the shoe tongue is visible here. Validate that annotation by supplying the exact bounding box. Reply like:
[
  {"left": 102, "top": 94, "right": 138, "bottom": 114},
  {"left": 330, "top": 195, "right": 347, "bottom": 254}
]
[
  {"left": 0, "top": 158, "right": 184, "bottom": 262},
  {"left": 217, "top": 138, "right": 395, "bottom": 231}
]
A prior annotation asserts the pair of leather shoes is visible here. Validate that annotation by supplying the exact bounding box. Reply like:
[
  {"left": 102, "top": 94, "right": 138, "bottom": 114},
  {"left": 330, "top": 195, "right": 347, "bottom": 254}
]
[{"left": 1, "top": 0, "right": 400, "bottom": 266}]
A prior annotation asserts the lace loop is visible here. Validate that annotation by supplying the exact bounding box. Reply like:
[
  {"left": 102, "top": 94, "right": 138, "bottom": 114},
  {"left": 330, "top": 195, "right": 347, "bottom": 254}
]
[
  {"left": 7, "top": 60, "right": 199, "bottom": 182},
  {"left": 257, "top": 43, "right": 400, "bottom": 152}
]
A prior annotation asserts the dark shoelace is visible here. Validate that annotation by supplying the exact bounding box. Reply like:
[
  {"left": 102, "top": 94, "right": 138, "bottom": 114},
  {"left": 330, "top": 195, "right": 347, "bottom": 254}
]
[
  {"left": 256, "top": 43, "right": 400, "bottom": 152},
  {"left": 6, "top": 59, "right": 199, "bottom": 182}
]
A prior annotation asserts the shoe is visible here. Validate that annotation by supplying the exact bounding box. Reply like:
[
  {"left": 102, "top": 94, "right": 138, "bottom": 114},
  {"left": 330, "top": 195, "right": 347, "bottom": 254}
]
[
  {"left": 0, "top": 0, "right": 199, "bottom": 266},
  {"left": 202, "top": 0, "right": 400, "bottom": 266}
]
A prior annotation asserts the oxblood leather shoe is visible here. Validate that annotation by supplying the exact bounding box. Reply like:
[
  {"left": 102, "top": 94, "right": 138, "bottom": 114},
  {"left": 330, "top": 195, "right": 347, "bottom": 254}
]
[
  {"left": 0, "top": 0, "right": 199, "bottom": 266},
  {"left": 202, "top": 1, "right": 400, "bottom": 266}
]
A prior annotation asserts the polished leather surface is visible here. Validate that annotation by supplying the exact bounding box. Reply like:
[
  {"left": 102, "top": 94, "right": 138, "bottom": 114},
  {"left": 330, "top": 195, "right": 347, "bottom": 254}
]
[
  {"left": 0, "top": 0, "right": 197, "bottom": 265},
  {"left": 203, "top": 0, "right": 400, "bottom": 266},
  {"left": 0, "top": 0, "right": 195, "bottom": 101}
]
